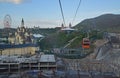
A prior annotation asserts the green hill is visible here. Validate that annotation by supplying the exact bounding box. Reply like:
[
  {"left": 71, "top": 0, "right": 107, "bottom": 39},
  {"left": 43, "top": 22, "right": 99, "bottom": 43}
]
[
  {"left": 39, "top": 13, "right": 120, "bottom": 50},
  {"left": 74, "top": 14, "right": 120, "bottom": 32}
]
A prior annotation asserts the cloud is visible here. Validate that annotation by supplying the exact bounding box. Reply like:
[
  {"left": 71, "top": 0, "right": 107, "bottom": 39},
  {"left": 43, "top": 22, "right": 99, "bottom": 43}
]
[
  {"left": 0, "top": 0, "right": 29, "bottom": 4},
  {"left": 25, "top": 20, "right": 62, "bottom": 28},
  {"left": 25, "top": 19, "right": 79, "bottom": 28},
  {"left": 27, "top": 20, "right": 58, "bottom": 25},
  {"left": 107, "top": 9, "right": 120, "bottom": 14}
]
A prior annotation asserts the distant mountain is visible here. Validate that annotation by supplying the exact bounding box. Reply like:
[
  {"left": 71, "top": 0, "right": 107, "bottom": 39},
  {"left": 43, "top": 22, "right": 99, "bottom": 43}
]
[{"left": 74, "top": 14, "right": 120, "bottom": 32}]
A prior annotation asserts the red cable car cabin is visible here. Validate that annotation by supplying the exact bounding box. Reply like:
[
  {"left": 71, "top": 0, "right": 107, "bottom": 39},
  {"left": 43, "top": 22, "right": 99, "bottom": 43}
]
[{"left": 82, "top": 38, "right": 90, "bottom": 49}]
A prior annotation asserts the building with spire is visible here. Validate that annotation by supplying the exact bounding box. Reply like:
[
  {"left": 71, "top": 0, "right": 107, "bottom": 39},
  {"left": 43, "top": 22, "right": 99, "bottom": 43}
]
[
  {"left": 8, "top": 18, "right": 34, "bottom": 44},
  {"left": 21, "top": 18, "right": 24, "bottom": 27},
  {"left": 1, "top": 18, "right": 39, "bottom": 56}
]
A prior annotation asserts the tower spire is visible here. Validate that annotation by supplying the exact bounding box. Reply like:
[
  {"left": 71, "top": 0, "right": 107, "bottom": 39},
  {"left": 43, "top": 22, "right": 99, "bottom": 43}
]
[
  {"left": 21, "top": 18, "right": 24, "bottom": 27},
  {"left": 69, "top": 23, "right": 72, "bottom": 28}
]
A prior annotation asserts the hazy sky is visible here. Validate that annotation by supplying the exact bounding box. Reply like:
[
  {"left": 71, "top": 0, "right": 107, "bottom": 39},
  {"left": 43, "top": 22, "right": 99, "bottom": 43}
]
[{"left": 0, "top": 0, "right": 120, "bottom": 28}]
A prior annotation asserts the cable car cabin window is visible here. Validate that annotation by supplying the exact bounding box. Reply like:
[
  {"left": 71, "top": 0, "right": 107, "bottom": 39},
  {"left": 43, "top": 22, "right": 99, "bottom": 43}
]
[
  {"left": 83, "top": 43, "right": 90, "bottom": 45},
  {"left": 83, "top": 42, "right": 90, "bottom": 44},
  {"left": 82, "top": 41, "right": 90, "bottom": 44}
]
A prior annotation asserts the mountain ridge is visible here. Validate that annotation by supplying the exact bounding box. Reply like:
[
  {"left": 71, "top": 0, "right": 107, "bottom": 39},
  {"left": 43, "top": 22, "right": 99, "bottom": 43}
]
[{"left": 74, "top": 14, "right": 120, "bottom": 32}]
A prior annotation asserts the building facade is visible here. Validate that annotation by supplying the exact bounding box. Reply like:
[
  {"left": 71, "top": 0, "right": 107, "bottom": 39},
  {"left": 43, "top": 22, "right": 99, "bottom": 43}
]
[
  {"left": 0, "top": 18, "right": 39, "bottom": 55},
  {"left": 8, "top": 18, "right": 34, "bottom": 44},
  {"left": 0, "top": 44, "right": 39, "bottom": 55}
]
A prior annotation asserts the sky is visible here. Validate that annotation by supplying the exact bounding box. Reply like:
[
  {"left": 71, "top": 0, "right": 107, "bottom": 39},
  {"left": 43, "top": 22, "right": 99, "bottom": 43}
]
[{"left": 0, "top": 0, "right": 120, "bottom": 28}]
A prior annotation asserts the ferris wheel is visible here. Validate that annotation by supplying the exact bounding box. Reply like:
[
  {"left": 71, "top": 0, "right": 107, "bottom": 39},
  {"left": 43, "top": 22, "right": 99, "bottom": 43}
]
[{"left": 4, "top": 14, "right": 12, "bottom": 28}]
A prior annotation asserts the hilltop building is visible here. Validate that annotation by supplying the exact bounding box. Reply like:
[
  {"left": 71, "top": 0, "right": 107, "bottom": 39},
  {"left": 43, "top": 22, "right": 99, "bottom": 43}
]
[{"left": 61, "top": 23, "right": 76, "bottom": 31}]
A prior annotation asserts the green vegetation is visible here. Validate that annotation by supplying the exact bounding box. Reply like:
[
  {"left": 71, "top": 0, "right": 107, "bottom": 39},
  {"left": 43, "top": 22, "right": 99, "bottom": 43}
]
[
  {"left": 0, "top": 28, "right": 16, "bottom": 38},
  {"left": 39, "top": 30, "right": 103, "bottom": 50},
  {"left": 39, "top": 31, "right": 79, "bottom": 50}
]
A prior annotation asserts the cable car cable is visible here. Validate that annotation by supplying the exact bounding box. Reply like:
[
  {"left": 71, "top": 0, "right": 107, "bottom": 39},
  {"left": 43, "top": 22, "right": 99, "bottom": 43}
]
[
  {"left": 59, "top": 0, "right": 82, "bottom": 26},
  {"left": 59, "top": 0, "right": 66, "bottom": 26},
  {"left": 71, "top": 0, "right": 82, "bottom": 25}
]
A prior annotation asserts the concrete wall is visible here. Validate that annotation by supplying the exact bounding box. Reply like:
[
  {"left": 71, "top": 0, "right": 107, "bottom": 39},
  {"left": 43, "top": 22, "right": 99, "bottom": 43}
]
[{"left": 96, "top": 42, "right": 112, "bottom": 60}]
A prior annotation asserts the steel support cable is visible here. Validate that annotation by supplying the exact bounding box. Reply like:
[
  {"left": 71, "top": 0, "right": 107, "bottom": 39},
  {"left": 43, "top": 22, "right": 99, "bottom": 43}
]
[
  {"left": 59, "top": 0, "right": 66, "bottom": 26},
  {"left": 71, "top": 0, "right": 82, "bottom": 25}
]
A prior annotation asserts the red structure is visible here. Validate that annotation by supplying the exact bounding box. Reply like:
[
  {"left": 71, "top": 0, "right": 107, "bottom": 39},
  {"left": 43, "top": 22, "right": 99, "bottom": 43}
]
[{"left": 82, "top": 38, "right": 90, "bottom": 49}]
